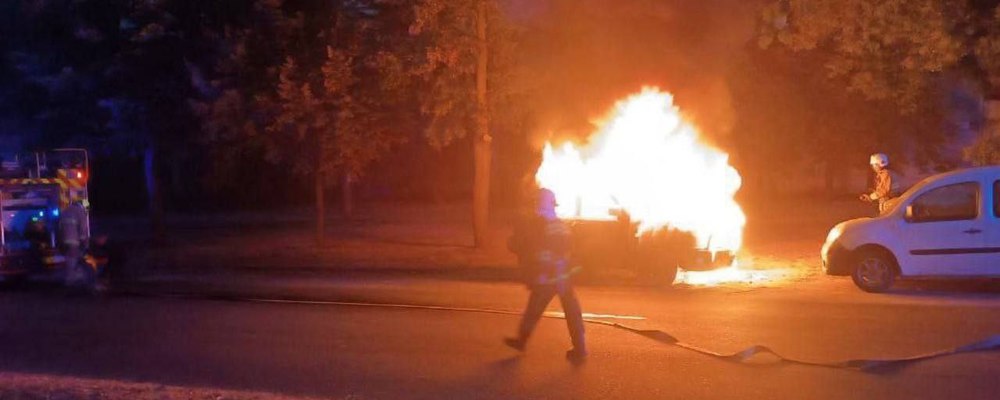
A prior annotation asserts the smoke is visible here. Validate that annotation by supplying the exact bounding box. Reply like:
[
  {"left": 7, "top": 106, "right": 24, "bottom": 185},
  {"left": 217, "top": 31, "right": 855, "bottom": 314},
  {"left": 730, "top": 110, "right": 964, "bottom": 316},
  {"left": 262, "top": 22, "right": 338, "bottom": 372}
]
[{"left": 514, "top": 0, "right": 759, "bottom": 147}]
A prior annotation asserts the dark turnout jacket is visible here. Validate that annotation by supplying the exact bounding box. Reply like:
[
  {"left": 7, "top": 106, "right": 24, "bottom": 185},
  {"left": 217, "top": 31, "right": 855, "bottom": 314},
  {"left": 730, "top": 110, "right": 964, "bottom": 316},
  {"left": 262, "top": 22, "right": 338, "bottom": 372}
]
[{"left": 508, "top": 213, "right": 572, "bottom": 285}]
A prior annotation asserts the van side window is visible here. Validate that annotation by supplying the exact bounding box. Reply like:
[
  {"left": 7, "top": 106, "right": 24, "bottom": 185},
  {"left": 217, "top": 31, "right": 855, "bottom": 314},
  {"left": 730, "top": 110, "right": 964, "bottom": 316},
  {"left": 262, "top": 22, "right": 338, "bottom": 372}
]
[
  {"left": 995, "top": 180, "right": 999, "bottom": 217},
  {"left": 908, "top": 182, "right": 979, "bottom": 223}
]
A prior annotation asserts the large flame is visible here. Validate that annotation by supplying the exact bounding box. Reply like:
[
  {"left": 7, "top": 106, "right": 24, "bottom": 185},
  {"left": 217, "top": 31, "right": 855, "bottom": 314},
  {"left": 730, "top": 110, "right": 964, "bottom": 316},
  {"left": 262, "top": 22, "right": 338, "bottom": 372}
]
[{"left": 536, "top": 88, "right": 746, "bottom": 252}]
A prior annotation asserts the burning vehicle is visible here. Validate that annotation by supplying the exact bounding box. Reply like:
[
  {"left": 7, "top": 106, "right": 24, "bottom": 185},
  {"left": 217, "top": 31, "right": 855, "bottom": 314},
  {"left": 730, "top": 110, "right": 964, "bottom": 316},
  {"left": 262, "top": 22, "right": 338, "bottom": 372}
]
[{"left": 536, "top": 88, "right": 746, "bottom": 284}]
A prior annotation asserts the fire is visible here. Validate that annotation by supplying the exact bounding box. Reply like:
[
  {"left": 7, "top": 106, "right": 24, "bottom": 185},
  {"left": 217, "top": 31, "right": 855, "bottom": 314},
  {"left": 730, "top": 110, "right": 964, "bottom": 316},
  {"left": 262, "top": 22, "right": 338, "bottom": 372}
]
[
  {"left": 677, "top": 262, "right": 807, "bottom": 287},
  {"left": 676, "top": 264, "right": 763, "bottom": 286},
  {"left": 536, "top": 88, "right": 757, "bottom": 286},
  {"left": 536, "top": 88, "right": 745, "bottom": 252}
]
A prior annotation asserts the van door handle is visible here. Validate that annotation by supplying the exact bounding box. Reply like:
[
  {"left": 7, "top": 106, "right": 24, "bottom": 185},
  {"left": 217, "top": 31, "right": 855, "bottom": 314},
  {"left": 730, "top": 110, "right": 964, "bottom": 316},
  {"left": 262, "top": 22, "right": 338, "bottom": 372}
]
[{"left": 962, "top": 229, "right": 982, "bottom": 234}]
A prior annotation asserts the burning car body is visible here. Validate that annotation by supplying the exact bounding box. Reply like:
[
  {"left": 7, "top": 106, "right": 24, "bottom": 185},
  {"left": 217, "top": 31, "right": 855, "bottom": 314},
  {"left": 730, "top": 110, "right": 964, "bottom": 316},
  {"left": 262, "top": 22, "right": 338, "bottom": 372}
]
[{"left": 536, "top": 88, "right": 746, "bottom": 284}]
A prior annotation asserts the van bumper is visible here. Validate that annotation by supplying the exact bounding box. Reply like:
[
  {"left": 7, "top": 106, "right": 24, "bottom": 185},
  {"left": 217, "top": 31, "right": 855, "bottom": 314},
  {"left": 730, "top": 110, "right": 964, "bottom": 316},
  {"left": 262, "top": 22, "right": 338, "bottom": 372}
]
[{"left": 822, "top": 241, "right": 852, "bottom": 276}]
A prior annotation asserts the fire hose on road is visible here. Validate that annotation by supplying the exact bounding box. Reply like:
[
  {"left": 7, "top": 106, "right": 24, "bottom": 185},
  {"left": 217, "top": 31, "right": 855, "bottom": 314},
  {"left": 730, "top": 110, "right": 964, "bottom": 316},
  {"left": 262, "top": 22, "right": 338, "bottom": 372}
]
[{"left": 119, "top": 290, "right": 1000, "bottom": 373}]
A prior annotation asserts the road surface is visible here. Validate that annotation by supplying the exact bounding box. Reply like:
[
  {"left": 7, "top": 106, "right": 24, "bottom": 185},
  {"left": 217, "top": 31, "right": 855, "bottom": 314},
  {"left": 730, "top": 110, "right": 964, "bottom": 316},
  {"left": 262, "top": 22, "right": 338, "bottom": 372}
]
[{"left": 2, "top": 273, "right": 999, "bottom": 399}]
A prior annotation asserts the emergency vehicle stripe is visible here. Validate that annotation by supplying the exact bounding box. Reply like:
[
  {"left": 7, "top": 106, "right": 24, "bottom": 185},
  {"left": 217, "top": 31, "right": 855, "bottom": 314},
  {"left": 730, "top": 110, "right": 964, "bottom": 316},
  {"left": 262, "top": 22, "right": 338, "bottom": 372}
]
[
  {"left": 0, "top": 178, "right": 81, "bottom": 207},
  {"left": 0, "top": 178, "right": 66, "bottom": 185}
]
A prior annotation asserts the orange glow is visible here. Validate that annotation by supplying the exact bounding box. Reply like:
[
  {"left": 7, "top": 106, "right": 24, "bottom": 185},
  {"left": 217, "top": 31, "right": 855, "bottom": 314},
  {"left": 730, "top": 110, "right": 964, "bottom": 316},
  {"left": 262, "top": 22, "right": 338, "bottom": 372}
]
[
  {"left": 676, "top": 258, "right": 801, "bottom": 287},
  {"left": 676, "top": 263, "right": 761, "bottom": 286},
  {"left": 536, "top": 88, "right": 745, "bottom": 252}
]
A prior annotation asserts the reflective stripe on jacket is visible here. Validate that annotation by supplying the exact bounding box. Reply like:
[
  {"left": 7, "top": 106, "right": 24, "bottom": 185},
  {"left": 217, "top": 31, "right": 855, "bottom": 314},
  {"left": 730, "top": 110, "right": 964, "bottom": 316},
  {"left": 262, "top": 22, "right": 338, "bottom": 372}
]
[{"left": 509, "top": 214, "right": 571, "bottom": 283}]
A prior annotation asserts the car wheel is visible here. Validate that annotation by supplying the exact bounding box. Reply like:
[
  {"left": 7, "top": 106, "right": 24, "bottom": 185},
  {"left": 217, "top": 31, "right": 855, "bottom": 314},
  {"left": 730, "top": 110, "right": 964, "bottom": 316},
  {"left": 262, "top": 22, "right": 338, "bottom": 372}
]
[
  {"left": 851, "top": 249, "right": 897, "bottom": 293},
  {"left": 633, "top": 237, "right": 679, "bottom": 287},
  {"left": 633, "top": 255, "right": 679, "bottom": 286},
  {"left": 662, "top": 263, "right": 678, "bottom": 286}
]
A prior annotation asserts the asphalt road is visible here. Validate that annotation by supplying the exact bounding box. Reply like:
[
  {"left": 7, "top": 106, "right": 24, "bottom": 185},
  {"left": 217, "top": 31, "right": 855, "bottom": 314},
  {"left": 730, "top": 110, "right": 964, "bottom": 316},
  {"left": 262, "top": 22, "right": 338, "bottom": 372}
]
[{"left": 1, "top": 275, "right": 999, "bottom": 399}]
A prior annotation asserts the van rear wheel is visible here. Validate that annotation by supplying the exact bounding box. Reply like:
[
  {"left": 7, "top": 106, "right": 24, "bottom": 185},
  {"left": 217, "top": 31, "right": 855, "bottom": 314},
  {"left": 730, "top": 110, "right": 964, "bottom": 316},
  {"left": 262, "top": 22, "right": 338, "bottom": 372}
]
[{"left": 851, "top": 249, "right": 896, "bottom": 293}]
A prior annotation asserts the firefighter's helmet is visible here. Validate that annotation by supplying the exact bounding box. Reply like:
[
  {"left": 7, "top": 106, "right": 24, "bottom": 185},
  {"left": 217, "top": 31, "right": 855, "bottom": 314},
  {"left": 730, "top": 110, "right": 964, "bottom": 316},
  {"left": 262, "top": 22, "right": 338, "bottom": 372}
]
[{"left": 869, "top": 153, "right": 889, "bottom": 168}]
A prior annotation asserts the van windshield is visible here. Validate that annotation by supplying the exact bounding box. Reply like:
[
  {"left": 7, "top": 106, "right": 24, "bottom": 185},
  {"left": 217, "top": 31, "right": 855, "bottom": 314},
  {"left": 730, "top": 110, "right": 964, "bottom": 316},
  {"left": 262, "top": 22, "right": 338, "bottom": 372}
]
[
  {"left": 897, "top": 175, "right": 935, "bottom": 200},
  {"left": 881, "top": 197, "right": 903, "bottom": 215},
  {"left": 878, "top": 176, "right": 932, "bottom": 216}
]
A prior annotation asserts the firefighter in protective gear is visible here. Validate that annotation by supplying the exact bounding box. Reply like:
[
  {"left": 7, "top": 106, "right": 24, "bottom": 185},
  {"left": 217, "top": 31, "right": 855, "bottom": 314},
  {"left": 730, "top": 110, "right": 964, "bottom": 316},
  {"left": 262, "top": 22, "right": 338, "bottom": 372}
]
[
  {"left": 59, "top": 195, "right": 90, "bottom": 288},
  {"left": 859, "top": 153, "right": 898, "bottom": 214},
  {"left": 505, "top": 187, "right": 587, "bottom": 364}
]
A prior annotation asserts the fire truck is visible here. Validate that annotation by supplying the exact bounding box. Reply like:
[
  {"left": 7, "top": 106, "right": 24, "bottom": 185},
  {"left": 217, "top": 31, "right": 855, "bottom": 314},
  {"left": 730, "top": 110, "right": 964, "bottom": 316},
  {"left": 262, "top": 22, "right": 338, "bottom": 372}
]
[{"left": 0, "top": 149, "right": 95, "bottom": 282}]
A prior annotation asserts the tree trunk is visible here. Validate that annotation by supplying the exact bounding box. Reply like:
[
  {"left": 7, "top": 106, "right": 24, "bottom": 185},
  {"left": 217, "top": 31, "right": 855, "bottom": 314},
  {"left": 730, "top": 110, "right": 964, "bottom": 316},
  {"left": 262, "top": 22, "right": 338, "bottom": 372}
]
[
  {"left": 341, "top": 172, "right": 354, "bottom": 219},
  {"left": 170, "top": 153, "right": 184, "bottom": 207},
  {"left": 144, "top": 142, "right": 165, "bottom": 243},
  {"left": 472, "top": 0, "right": 492, "bottom": 249},
  {"left": 315, "top": 168, "right": 325, "bottom": 246},
  {"left": 315, "top": 135, "right": 327, "bottom": 246}
]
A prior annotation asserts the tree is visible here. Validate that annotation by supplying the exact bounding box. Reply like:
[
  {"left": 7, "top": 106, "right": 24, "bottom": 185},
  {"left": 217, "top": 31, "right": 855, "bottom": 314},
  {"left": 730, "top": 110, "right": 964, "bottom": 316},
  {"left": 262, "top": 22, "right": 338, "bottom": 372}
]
[
  {"left": 187, "top": 0, "right": 304, "bottom": 209},
  {"left": 189, "top": 0, "right": 409, "bottom": 242},
  {"left": 965, "top": 133, "right": 1000, "bottom": 165},
  {"left": 759, "top": 0, "right": 1000, "bottom": 165},
  {"left": 258, "top": 2, "right": 406, "bottom": 244},
  {"left": 406, "top": 0, "right": 521, "bottom": 248},
  {"left": 969, "top": 4, "right": 1000, "bottom": 164},
  {"left": 0, "top": 0, "right": 212, "bottom": 235},
  {"left": 758, "top": 0, "right": 966, "bottom": 111},
  {"left": 727, "top": 46, "right": 956, "bottom": 196}
]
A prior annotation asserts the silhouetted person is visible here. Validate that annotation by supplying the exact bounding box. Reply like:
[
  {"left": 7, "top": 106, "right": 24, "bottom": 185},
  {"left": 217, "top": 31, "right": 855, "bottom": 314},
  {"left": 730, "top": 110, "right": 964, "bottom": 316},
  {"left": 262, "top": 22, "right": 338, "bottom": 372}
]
[
  {"left": 60, "top": 196, "right": 90, "bottom": 290},
  {"left": 505, "top": 187, "right": 587, "bottom": 364}
]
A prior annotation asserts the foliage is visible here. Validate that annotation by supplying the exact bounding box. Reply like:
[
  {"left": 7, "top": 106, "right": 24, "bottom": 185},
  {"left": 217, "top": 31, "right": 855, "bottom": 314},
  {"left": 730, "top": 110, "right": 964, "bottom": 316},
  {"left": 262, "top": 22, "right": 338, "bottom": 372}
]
[
  {"left": 759, "top": 0, "right": 968, "bottom": 111},
  {"left": 404, "top": 0, "right": 525, "bottom": 148},
  {"left": 182, "top": 0, "right": 411, "bottom": 205},
  {"left": 758, "top": 0, "right": 1000, "bottom": 166},
  {"left": 964, "top": 134, "right": 1000, "bottom": 165},
  {"left": 257, "top": 2, "right": 406, "bottom": 182},
  {"left": 0, "top": 0, "right": 411, "bottom": 212}
]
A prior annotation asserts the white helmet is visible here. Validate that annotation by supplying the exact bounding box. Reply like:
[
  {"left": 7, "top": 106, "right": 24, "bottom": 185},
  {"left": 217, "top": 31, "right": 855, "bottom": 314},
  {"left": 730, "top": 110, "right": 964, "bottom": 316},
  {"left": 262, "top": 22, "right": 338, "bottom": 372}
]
[{"left": 869, "top": 153, "right": 889, "bottom": 167}]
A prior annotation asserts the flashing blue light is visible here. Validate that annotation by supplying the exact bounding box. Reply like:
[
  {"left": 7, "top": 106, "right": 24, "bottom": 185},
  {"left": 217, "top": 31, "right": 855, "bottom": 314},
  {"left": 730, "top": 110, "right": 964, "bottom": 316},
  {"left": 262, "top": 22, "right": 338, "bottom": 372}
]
[
  {"left": 52, "top": 209, "right": 60, "bottom": 217},
  {"left": 38, "top": 211, "right": 44, "bottom": 217}
]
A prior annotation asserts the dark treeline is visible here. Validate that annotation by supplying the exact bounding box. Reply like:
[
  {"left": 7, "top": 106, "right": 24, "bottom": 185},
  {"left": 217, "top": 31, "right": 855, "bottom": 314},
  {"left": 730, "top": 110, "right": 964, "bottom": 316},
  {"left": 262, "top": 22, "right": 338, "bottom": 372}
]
[{"left": 1, "top": 0, "right": 998, "bottom": 242}]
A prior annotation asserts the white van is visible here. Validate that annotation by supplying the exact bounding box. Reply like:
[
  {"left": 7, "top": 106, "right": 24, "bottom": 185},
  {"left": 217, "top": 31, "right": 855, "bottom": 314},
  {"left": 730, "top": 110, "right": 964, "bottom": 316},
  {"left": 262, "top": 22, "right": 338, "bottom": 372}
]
[{"left": 822, "top": 166, "right": 1000, "bottom": 292}]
